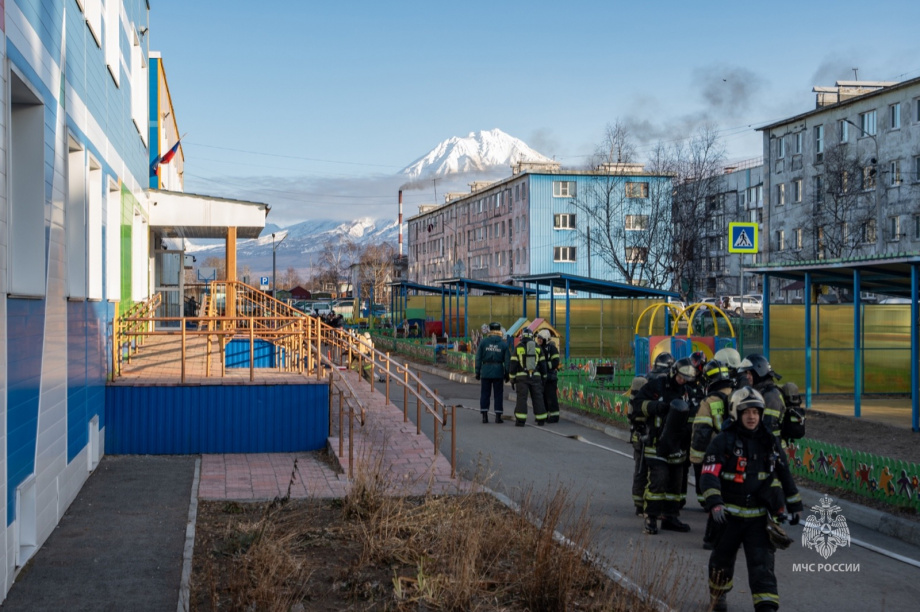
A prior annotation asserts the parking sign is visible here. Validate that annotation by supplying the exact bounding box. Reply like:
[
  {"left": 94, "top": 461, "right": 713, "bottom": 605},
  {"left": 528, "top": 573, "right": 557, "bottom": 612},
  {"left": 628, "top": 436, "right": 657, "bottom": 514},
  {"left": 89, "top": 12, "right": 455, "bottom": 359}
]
[
  {"left": 728, "top": 222, "right": 758, "bottom": 254},
  {"left": 260, "top": 276, "right": 269, "bottom": 290}
]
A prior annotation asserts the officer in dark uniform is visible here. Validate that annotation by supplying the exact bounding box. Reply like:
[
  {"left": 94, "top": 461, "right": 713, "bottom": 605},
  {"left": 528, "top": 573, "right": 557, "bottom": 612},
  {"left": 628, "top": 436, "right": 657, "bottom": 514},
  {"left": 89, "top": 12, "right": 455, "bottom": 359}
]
[
  {"left": 509, "top": 328, "right": 548, "bottom": 426},
  {"left": 475, "top": 322, "right": 510, "bottom": 424},
  {"left": 629, "top": 352, "right": 674, "bottom": 515},
  {"left": 632, "top": 357, "right": 697, "bottom": 534},
  {"left": 701, "top": 386, "right": 803, "bottom": 612},
  {"left": 536, "top": 329, "right": 561, "bottom": 423}
]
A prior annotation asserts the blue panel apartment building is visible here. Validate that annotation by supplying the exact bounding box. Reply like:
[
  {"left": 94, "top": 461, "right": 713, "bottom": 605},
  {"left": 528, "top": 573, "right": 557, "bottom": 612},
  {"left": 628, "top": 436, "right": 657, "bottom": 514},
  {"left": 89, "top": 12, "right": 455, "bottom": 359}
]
[{"left": 407, "top": 162, "right": 674, "bottom": 288}]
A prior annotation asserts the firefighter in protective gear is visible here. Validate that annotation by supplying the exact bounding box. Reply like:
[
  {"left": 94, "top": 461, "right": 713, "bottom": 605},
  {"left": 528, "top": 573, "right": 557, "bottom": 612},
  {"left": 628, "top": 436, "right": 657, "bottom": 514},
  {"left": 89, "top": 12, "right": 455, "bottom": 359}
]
[
  {"left": 737, "top": 354, "right": 785, "bottom": 439},
  {"left": 628, "top": 352, "right": 675, "bottom": 514},
  {"left": 475, "top": 322, "right": 510, "bottom": 424},
  {"left": 510, "top": 328, "right": 548, "bottom": 426},
  {"left": 713, "top": 347, "right": 742, "bottom": 376},
  {"left": 691, "top": 359, "right": 736, "bottom": 548},
  {"left": 536, "top": 329, "right": 561, "bottom": 423},
  {"left": 631, "top": 357, "right": 696, "bottom": 534},
  {"left": 701, "top": 386, "right": 802, "bottom": 612}
]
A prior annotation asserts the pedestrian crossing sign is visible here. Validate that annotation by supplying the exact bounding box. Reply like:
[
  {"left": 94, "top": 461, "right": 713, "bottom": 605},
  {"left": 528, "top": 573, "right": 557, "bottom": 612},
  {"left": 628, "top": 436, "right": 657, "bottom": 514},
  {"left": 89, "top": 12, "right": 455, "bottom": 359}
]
[{"left": 728, "top": 222, "right": 758, "bottom": 254}]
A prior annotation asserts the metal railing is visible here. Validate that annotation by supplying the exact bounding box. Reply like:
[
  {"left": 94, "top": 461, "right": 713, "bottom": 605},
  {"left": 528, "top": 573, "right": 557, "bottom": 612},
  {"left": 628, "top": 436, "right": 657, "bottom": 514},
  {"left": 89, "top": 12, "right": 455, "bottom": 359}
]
[{"left": 111, "top": 282, "right": 457, "bottom": 478}]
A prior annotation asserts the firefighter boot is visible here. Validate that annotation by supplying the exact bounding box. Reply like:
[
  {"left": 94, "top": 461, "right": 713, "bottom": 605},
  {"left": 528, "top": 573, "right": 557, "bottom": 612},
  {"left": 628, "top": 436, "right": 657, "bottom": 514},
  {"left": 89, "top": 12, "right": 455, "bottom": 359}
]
[
  {"left": 644, "top": 516, "right": 658, "bottom": 535},
  {"left": 660, "top": 516, "right": 691, "bottom": 532},
  {"left": 482, "top": 412, "right": 489, "bottom": 424},
  {"left": 710, "top": 593, "right": 727, "bottom": 612}
]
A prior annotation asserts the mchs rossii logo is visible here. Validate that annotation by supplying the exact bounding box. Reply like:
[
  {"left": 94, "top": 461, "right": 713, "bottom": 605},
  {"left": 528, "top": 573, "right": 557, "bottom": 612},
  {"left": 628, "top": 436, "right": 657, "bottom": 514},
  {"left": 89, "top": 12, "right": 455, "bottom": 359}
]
[{"left": 792, "top": 495, "right": 859, "bottom": 573}]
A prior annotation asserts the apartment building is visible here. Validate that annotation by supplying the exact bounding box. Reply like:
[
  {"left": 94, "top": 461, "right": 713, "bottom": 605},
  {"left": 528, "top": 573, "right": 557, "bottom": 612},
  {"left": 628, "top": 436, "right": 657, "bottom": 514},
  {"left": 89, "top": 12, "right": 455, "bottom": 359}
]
[
  {"left": 407, "top": 162, "right": 674, "bottom": 288},
  {"left": 759, "top": 79, "right": 920, "bottom": 278}
]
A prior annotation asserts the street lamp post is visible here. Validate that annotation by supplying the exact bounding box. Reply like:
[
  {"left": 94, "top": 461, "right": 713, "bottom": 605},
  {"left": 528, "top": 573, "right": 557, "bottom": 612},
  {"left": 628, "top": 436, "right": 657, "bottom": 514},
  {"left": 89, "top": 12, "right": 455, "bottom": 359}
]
[{"left": 272, "top": 232, "right": 287, "bottom": 298}]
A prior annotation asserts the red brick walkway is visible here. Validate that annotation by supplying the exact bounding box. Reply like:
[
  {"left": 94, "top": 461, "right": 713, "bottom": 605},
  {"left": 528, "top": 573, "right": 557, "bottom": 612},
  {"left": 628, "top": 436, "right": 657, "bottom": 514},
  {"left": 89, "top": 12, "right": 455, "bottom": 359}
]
[{"left": 198, "top": 368, "right": 467, "bottom": 500}]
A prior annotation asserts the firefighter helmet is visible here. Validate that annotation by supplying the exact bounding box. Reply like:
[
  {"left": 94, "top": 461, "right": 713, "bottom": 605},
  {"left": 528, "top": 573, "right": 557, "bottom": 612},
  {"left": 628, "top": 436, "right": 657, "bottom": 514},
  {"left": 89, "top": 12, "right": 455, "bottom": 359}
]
[
  {"left": 520, "top": 328, "right": 534, "bottom": 340},
  {"left": 713, "top": 347, "right": 742, "bottom": 371},
  {"left": 671, "top": 357, "right": 698, "bottom": 382},
  {"left": 690, "top": 350, "right": 707, "bottom": 374},
  {"left": 737, "top": 354, "right": 780, "bottom": 382},
  {"left": 653, "top": 352, "right": 675, "bottom": 370},
  {"left": 703, "top": 359, "right": 732, "bottom": 386},
  {"left": 728, "top": 386, "right": 766, "bottom": 420},
  {"left": 537, "top": 329, "right": 552, "bottom": 341}
]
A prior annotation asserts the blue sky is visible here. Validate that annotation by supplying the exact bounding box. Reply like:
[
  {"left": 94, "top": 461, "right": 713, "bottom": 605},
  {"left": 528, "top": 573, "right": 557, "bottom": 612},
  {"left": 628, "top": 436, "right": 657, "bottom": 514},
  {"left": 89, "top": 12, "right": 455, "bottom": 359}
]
[{"left": 150, "top": 1, "right": 920, "bottom": 226}]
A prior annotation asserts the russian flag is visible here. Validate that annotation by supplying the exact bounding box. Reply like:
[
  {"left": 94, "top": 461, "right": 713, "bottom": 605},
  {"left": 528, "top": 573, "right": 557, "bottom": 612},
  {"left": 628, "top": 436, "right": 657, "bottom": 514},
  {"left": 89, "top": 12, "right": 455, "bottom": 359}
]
[{"left": 160, "top": 139, "right": 182, "bottom": 165}]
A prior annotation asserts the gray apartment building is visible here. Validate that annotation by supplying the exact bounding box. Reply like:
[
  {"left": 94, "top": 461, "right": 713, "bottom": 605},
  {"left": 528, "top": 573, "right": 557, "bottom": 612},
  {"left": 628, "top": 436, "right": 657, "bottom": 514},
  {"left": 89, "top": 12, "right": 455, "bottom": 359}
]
[{"left": 759, "top": 79, "right": 920, "bottom": 300}]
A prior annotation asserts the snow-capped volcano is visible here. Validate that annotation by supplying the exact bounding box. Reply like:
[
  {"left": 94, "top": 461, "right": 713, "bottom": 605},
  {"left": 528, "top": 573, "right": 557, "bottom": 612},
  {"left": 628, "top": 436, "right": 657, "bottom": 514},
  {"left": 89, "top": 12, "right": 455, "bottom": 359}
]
[{"left": 400, "top": 128, "right": 553, "bottom": 179}]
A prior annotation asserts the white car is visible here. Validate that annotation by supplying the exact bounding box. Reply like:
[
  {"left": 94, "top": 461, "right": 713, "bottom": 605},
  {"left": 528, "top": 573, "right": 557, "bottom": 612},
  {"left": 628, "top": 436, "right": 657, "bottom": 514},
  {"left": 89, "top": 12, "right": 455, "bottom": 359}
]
[{"left": 723, "top": 295, "right": 763, "bottom": 316}]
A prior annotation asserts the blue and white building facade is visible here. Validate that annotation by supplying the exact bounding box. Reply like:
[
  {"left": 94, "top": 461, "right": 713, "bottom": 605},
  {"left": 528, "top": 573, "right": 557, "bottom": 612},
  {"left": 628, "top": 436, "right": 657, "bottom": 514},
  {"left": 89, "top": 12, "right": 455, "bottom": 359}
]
[
  {"left": 407, "top": 162, "right": 674, "bottom": 288},
  {"left": 0, "top": 0, "right": 153, "bottom": 596}
]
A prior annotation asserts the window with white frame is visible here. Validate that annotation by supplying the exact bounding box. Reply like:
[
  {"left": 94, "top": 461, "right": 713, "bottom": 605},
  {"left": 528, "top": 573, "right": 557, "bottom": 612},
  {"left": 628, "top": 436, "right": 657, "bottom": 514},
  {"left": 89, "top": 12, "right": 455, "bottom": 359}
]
[
  {"left": 860, "top": 110, "right": 877, "bottom": 136},
  {"left": 861, "top": 219, "right": 877, "bottom": 243},
  {"left": 794, "top": 179, "right": 802, "bottom": 202},
  {"left": 553, "top": 246, "right": 576, "bottom": 262},
  {"left": 815, "top": 125, "right": 824, "bottom": 161},
  {"left": 777, "top": 136, "right": 785, "bottom": 158},
  {"left": 553, "top": 181, "right": 576, "bottom": 197},
  {"left": 553, "top": 213, "right": 576, "bottom": 229},
  {"left": 85, "top": 0, "right": 102, "bottom": 46},
  {"left": 889, "top": 216, "right": 900, "bottom": 241},
  {"left": 795, "top": 132, "right": 803, "bottom": 154},
  {"left": 776, "top": 230, "right": 785, "bottom": 251},
  {"left": 625, "top": 182, "right": 649, "bottom": 198},
  {"left": 794, "top": 228, "right": 803, "bottom": 250},
  {"left": 890, "top": 160, "right": 901, "bottom": 186},
  {"left": 625, "top": 214, "right": 649, "bottom": 230},
  {"left": 626, "top": 247, "right": 647, "bottom": 263},
  {"left": 776, "top": 183, "right": 785, "bottom": 205},
  {"left": 838, "top": 119, "right": 849, "bottom": 143},
  {"left": 105, "top": 0, "right": 120, "bottom": 85},
  {"left": 890, "top": 103, "right": 901, "bottom": 129}
]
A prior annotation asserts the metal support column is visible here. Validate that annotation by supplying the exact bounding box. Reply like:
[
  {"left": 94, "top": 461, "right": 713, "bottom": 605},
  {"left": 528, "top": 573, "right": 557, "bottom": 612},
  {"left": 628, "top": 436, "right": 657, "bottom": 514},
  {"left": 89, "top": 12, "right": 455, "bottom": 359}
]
[
  {"left": 804, "top": 272, "right": 813, "bottom": 408},
  {"left": 762, "top": 274, "right": 770, "bottom": 358},
  {"left": 854, "top": 270, "right": 862, "bottom": 418},
  {"left": 565, "top": 279, "right": 571, "bottom": 360},
  {"left": 912, "top": 265, "right": 919, "bottom": 432}
]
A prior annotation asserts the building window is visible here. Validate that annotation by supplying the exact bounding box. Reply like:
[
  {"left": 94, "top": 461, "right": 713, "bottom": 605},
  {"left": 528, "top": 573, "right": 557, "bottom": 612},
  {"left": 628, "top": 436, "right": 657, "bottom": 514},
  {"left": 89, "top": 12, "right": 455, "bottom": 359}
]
[
  {"left": 838, "top": 119, "right": 849, "bottom": 143},
  {"left": 815, "top": 175, "right": 824, "bottom": 206},
  {"left": 776, "top": 183, "right": 785, "bottom": 206},
  {"left": 814, "top": 125, "right": 824, "bottom": 161},
  {"left": 914, "top": 215, "right": 920, "bottom": 240},
  {"left": 862, "top": 165, "right": 876, "bottom": 190},
  {"left": 553, "top": 246, "right": 576, "bottom": 262},
  {"left": 776, "top": 230, "right": 785, "bottom": 251},
  {"left": 625, "top": 214, "right": 649, "bottom": 230},
  {"left": 915, "top": 156, "right": 920, "bottom": 183},
  {"left": 889, "top": 216, "right": 901, "bottom": 241},
  {"left": 626, "top": 247, "right": 647, "bottom": 263},
  {"left": 553, "top": 213, "right": 576, "bottom": 229},
  {"left": 861, "top": 219, "right": 877, "bottom": 243},
  {"left": 777, "top": 136, "right": 785, "bottom": 158},
  {"left": 890, "top": 160, "right": 901, "bottom": 186},
  {"left": 625, "top": 182, "right": 649, "bottom": 198},
  {"left": 552, "top": 181, "right": 575, "bottom": 197},
  {"left": 794, "top": 228, "right": 803, "bottom": 250},
  {"left": 795, "top": 132, "right": 803, "bottom": 154},
  {"left": 890, "top": 103, "right": 901, "bottom": 129},
  {"left": 860, "top": 110, "right": 877, "bottom": 136},
  {"left": 793, "top": 179, "right": 802, "bottom": 202}
]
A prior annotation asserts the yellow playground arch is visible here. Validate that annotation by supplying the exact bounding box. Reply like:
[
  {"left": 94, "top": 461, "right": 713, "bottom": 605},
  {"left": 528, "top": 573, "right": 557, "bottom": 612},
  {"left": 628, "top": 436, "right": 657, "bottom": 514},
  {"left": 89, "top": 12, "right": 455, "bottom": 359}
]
[{"left": 633, "top": 302, "right": 737, "bottom": 375}]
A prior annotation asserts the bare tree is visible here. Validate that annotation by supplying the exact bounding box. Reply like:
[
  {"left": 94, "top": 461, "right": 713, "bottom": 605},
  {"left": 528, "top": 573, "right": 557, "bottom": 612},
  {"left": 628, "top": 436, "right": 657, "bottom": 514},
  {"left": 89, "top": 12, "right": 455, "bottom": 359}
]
[
  {"left": 661, "top": 125, "right": 728, "bottom": 299},
  {"left": 786, "top": 143, "right": 878, "bottom": 263},
  {"left": 355, "top": 242, "right": 396, "bottom": 308},
  {"left": 316, "top": 237, "right": 358, "bottom": 294},
  {"left": 201, "top": 256, "right": 226, "bottom": 280},
  {"left": 571, "top": 125, "right": 672, "bottom": 288},
  {"left": 280, "top": 266, "right": 303, "bottom": 290}
]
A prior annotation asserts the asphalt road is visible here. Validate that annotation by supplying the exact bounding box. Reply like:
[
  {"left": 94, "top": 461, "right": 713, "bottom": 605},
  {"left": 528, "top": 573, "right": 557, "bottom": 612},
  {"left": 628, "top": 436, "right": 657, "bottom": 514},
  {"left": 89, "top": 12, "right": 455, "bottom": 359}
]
[{"left": 381, "top": 368, "right": 920, "bottom": 612}]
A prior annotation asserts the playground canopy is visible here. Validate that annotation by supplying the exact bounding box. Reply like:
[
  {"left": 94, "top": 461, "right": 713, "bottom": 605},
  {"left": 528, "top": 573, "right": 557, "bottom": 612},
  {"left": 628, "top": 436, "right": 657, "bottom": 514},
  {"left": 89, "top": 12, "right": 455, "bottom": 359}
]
[
  {"left": 749, "top": 253, "right": 920, "bottom": 431},
  {"left": 513, "top": 272, "right": 681, "bottom": 360}
]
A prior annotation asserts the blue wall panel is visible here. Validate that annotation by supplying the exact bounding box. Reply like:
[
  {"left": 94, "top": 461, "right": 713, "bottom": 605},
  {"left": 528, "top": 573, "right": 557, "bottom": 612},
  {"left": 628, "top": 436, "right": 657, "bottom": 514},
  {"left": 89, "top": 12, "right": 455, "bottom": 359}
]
[
  {"left": 226, "top": 339, "right": 285, "bottom": 368},
  {"left": 6, "top": 298, "right": 46, "bottom": 525},
  {"left": 105, "top": 384, "right": 329, "bottom": 454},
  {"left": 67, "top": 301, "right": 88, "bottom": 463}
]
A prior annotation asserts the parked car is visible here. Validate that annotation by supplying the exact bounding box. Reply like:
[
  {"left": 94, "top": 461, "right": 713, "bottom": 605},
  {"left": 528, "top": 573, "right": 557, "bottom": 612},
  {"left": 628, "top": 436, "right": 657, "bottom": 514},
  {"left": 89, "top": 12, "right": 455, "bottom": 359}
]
[
  {"left": 722, "top": 295, "right": 763, "bottom": 316},
  {"left": 879, "top": 297, "right": 912, "bottom": 304}
]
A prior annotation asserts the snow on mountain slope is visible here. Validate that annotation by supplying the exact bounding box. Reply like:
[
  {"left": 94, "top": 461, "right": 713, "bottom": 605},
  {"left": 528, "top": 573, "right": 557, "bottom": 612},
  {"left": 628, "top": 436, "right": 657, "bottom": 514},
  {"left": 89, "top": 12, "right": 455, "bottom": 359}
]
[{"left": 400, "top": 128, "right": 553, "bottom": 179}]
